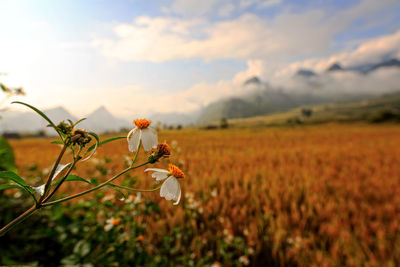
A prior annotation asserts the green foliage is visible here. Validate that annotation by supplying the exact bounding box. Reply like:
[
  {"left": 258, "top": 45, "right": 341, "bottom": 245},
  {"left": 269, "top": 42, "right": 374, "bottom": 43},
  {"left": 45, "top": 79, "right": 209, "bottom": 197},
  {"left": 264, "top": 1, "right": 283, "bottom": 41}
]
[
  {"left": 0, "top": 136, "right": 18, "bottom": 173},
  {"left": 369, "top": 109, "right": 400, "bottom": 123},
  {"left": 0, "top": 171, "right": 27, "bottom": 186}
]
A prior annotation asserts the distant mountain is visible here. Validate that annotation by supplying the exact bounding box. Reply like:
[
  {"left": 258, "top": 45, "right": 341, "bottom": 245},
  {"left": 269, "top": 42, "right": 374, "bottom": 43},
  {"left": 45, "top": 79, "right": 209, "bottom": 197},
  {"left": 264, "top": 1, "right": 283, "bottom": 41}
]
[
  {"left": 150, "top": 110, "right": 200, "bottom": 127},
  {"left": 297, "top": 58, "right": 400, "bottom": 76},
  {"left": 228, "top": 91, "right": 400, "bottom": 128},
  {"left": 0, "top": 106, "right": 129, "bottom": 134},
  {"left": 326, "top": 63, "right": 343, "bottom": 72},
  {"left": 197, "top": 80, "right": 330, "bottom": 123},
  {"left": 0, "top": 106, "right": 77, "bottom": 134},
  {"left": 45, "top": 107, "right": 78, "bottom": 123},
  {"left": 331, "top": 58, "right": 400, "bottom": 74},
  {"left": 243, "top": 76, "right": 261, "bottom": 86},
  {"left": 366, "top": 58, "right": 400, "bottom": 73},
  {"left": 197, "top": 74, "right": 391, "bottom": 124},
  {"left": 77, "top": 106, "right": 130, "bottom": 133},
  {"left": 296, "top": 69, "right": 317, "bottom": 77}
]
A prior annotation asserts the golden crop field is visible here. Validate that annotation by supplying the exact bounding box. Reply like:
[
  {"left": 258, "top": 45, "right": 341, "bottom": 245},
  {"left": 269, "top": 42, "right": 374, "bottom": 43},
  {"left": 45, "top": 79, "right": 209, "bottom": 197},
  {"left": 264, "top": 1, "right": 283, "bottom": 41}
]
[{"left": 8, "top": 123, "right": 400, "bottom": 266}]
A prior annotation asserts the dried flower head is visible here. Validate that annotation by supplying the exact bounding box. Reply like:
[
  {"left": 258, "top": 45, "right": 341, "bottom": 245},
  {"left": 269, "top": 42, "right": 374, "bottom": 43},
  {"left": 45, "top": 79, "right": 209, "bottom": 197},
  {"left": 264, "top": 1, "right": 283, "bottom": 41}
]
[
  {"left": 57, "top": 121, "right": 73, "bottom": 135},
  {"left": 71, "top": 129, "right": 92, "bottom": 146}
]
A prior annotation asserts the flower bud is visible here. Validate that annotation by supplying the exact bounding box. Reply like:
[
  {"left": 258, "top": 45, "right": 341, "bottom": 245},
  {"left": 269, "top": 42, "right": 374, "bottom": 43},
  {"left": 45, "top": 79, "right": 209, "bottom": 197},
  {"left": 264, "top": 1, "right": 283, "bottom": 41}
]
[
  {"left": 148, "top": 142, "right": 171, "bottom": 163},
  {"left": 71, "top": 129, "right": 92, "bottom": 147},
  {"left": 57, "top": 121, "right": 73, "bottom": 135}
]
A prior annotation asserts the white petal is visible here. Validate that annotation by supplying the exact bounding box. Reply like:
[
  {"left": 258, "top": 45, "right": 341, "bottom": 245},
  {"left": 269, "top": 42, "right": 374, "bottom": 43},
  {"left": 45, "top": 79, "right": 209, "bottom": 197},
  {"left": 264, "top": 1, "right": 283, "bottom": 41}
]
[
  {"left": 152, "top": 172, "right": 169, "bottom": 181},
  {"left": 53, "top": 163, "right": 71, "bottom": 179},
  {"left": 141, "top": 128, "right": 158, "bottom": 151},
  {"left": 127, "top": 128, "right": 141, "bottom": 152},
  {"left": 134, "top": 192, "right": 142, "bottom": 204},
  {"left": 149, "top": 128, "right": 158, "bottom": 148},
  {"left": 104, "top": 224, "right": 113, "bottom": 232},
  {"left": 33, "top": 184, "right": 45, "bottom": 196},
  {"left": 173, "top": 184, "right": 181, "bottom": 205},
  {"left": 144, "top": 168, "right": 169, "bottom": 173},
  {"left": 144, "top": 168, "right": 168, "bottom": 180},
  {"left": 160, "top": 176, "right": 181, "bottom": 204}
]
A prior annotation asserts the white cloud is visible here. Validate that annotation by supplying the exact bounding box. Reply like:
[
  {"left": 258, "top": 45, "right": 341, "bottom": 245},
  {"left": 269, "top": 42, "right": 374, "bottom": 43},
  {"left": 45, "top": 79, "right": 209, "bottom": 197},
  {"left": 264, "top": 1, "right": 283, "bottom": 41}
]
[
  {"left": 240, "top": 0, "right": 282, "bottom": 9},
  {"left": 93, "top": 0, "right": 398, "bottom": 63},
  {"left": 142, "top": 29, "right": 400, "bottom": 115},
  {"left": 164, "top": 0, "right": 223, "bottom": 16},
  {"left": 273, "top": 29, "right": 400, "bottom": 78},
  {"left": 219, "top": 3, "right": 235, "bottom": 17}
]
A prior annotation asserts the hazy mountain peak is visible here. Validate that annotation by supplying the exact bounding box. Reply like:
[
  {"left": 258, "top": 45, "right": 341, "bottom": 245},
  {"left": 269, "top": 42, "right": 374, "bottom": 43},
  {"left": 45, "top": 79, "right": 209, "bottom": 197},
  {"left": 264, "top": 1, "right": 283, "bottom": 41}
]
[
  {"left": 243, "top": 76, "right": 261, "bottom": 86},
  {"left": 89, "top": 106, "right": 111, "bottom": 116},
  {"left": 326, "top": 63, "right": 343, "bottom": 72},
  {"left": 296, "top": 69, "right": 317, "bottom": 77},
  {"left": 80, "top": 106, "right": 129, "bottom": 133}
]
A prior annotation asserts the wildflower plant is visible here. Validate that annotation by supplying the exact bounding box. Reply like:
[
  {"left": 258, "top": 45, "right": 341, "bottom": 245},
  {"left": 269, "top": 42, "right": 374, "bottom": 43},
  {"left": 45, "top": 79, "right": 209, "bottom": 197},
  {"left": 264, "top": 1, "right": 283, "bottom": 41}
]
[{"left": 0, "top": 102, "right": 186, "bottom": 236}]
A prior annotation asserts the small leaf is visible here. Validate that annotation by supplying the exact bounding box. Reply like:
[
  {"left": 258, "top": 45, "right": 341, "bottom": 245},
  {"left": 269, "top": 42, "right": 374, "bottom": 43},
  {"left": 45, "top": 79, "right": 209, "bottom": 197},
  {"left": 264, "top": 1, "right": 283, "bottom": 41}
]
[
  {"left": 65, "top": 175, "right": 91, "bottom": 184},
  {"left": 74, "top": 118, "right": 86, "bottom": 126},
  {"left": 0, "top": 184, "right": 24, "bottom": 191},
  {"left": 108, "top": 184, "right": 127, "bottom": 199},
  {"left": 52, "top": 174, "right": 91, "bottom": 188},
  {"left": 51, "top": 141, "right": 64, "bottom": 145},
  {"left": 0, "top": 171, "right": 27, "bottom": 186},
  {"left": 88, "top": 132, "right": 99, "bottom": 142}
]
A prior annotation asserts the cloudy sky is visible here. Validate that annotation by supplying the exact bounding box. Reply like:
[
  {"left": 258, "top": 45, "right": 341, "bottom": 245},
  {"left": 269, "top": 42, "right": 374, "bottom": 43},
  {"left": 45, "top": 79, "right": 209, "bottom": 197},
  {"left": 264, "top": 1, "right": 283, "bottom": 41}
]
[{"left": 1, "top": 0, "right": 400, "bottom": 118}]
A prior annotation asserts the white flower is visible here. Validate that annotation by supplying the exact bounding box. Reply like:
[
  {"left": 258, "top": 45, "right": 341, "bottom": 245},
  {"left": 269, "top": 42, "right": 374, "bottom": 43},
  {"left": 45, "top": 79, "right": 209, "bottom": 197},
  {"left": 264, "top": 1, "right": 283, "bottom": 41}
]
[
  {"left": 144, "top": 164, "right": 185, "bottom": 205},
  {"left": 127, "top": 118, "right": 158, "bottom": 152},
  {"left": 125, "top": 192, "right": 142, "bottom": 204},
  {"left": 104, "top": 217, "right": 120, "bottom": 232},
  {"left": 239, "top": 255, "right": 250, "bottom": 266},
  {"left": 33, "top": 163, "right": 71, "bottom": 196}
]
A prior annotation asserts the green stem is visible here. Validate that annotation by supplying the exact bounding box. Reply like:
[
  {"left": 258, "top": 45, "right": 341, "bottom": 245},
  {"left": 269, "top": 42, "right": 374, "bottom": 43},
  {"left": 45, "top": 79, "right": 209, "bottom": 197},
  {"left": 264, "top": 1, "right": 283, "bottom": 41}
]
[
  {"left": 109, "top": 184, "right": 161, "bottom": 192},
  {"left": 42, "top": 161, "right": 150, "bottom": 207},
  {"left": 38, "top": 144, "right": 67, "bottom": 203},
  {"left": 130, "top": 140, "right": 141, "bottom": 168},
  {"left": 41, "top": 160, "right": 77, "bottom": 204},
  {"left": 0, "top": 205, "right": 37, "bottom": 237}
]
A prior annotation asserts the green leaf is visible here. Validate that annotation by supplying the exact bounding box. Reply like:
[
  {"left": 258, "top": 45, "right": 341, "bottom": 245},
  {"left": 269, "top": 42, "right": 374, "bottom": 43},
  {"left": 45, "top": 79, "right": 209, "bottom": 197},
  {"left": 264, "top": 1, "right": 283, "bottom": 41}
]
[
  {"left": 52, "top": 174, "right": 91, "bottom": 188},
  {"left": 74, "top": 118, "right": 86, "bottom": 127},
  {"left": 87, "top": 136, "right": 125, "bottom": 153},
  {"left": 12, "top": 101, "right": 57, "bottom": 129},
  {"left": 0, "top": 181, "right": 38, "bottom": 203},
  {"left": 0, "top": 184, "right": 24, "bottom": 191},
  {"left": 88, "top": 132, "right": 100, "bottom": 143},
  {"left": 51, "top": 140, "right": 64, "bottom": 145},
  {"left": 0, "top": 171, "right": 27, "bottom": 186},
  {"left": 108, "top": 184, "right": 127, "bottom": 199},
  {"left": 65, "top": 175, "right": 91, "bottom": 184},
  {"left": 0, "top": 136, "right": 18, "bottom": 173}
]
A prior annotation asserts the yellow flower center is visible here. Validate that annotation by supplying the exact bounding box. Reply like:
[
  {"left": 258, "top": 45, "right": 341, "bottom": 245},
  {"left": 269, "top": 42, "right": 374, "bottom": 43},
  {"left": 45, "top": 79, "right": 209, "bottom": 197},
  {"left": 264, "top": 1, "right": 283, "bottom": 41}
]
[
  {"left": 134, "top": 118, "right": 152, "bottom": 129},
  {"left": 112, "top": 218, "right": 121, "bottom": 226},
  {"left": 168, "top": 164, "right": 185, "bottom": 179}
]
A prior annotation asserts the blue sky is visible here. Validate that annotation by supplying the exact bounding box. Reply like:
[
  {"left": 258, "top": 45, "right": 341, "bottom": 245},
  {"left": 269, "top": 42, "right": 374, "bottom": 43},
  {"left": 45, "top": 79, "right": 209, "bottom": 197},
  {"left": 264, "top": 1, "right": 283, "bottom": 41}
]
[{"left": 1, "top": 0, "right": 400, "bottom": 117}]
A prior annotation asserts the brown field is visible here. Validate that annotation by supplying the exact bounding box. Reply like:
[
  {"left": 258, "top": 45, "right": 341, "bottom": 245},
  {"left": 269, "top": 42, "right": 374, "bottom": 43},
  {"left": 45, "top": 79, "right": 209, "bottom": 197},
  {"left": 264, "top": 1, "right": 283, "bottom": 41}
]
[{"left": 8, "top": 123, "right": 400, "bottom": 266}]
